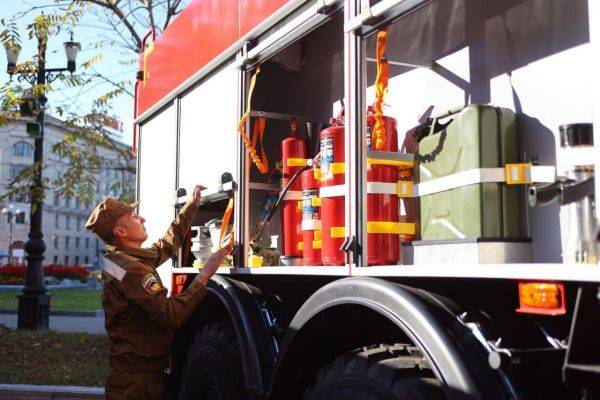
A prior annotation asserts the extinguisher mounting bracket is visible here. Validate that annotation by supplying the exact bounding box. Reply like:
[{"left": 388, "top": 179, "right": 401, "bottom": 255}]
[{"left": 340, "top": 235, "right": 361, "bottom": 264}]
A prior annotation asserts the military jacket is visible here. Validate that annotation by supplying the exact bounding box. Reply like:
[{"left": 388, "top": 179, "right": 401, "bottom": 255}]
[{"left": 101, "top": 200, "right": 205, "bottom": 372}]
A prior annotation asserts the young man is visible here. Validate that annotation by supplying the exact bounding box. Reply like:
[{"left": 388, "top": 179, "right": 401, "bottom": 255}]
[{"left": 86, "top": 185, "right": 230, "bottom": 400}]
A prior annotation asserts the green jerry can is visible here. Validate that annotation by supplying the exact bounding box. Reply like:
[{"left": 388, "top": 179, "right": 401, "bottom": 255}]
[{"left": 417, "top": 104, "right": 523, "bottom": 241}]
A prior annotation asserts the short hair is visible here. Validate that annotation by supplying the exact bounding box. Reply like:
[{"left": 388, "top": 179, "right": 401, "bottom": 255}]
[{"left": 105, "top": 229, "right": 117, "bottom": 246}]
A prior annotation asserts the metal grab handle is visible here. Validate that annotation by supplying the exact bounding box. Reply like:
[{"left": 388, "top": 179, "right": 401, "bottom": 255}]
[
  {"left": 528, "top": 180, "right": 566, "bottom": 207},
  {"left": 559, "top": 177, "right": 595, "bottom": 205}
]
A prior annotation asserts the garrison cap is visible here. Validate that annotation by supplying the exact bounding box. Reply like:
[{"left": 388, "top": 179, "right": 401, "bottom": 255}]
[{"left": 85, "top": 198, "right": 140, "bottom": 242}]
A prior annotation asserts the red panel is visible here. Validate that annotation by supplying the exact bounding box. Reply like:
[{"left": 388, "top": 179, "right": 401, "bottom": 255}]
[
  {"left": 137, "top": 0, "right": 292, "bottom": 117},
  {"left": 138, "top": 0, "right": 239, "bottom": 115},
  {"left": 239, "top": 0, "right": 291, "bottom": 37}
]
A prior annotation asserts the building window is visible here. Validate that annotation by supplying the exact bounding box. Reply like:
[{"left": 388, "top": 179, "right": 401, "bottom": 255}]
[
  {"left": 84, "top": 256, "right": 89, "bottom": 264},
  {"left": 54, "top": 214, "right": 60, "bottom": 229},
  {"left": 64, "top": 256, "right": 69, "bottom": 265},
  {"left": 76, "top": 217, "right": 81, "bottom": 230},
  {"left": 53, "top": 255, "right": 58, "bottom": 265},
  {"left": 15, "top": 213, "right": 25, "bottom": 224},
  {"left": 66, "top": 215, "right": 71, "bottom": 230},
  {"left": 53, "top": 193, "right": 59, "bottom": 206},
  {"left": 53, "top": 235, "right": 59, "bottom": 249},
  {"left": 75, "top": 237, "right": 80, "bottom": 249},
  {"left": 9, "top": 164, "right": 27, "bottom": 180},
  {"left": 11, "top": 141, "right": 34, "bottom": 157},
  {"left": 75, "top": 256, "right": 79, "bottom": 265},
  {"left": 65, "top": 236, "right": 70, "bottom": 250},
  {"left": 64, "top": 197, "right": 71, "bottom": 208}
]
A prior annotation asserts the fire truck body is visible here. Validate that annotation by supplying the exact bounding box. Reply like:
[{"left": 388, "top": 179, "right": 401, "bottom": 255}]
[{"left": 134, "top": 1, "right": 600, "bottom": 398}]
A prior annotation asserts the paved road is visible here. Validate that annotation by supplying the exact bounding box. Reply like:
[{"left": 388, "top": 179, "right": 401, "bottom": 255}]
[{"left": 0, "top": 313, "right": 105, "bottom": 334}]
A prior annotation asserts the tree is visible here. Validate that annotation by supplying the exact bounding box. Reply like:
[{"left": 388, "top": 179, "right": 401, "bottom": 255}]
[{"left": 0, "top": 0, "right": 189, "bottom": 209}]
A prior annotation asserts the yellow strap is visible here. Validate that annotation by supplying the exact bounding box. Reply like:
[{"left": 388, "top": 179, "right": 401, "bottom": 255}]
[
  {"left": 313, "top": 168, "right": 322, "bottom": 180},
  {"left": 218, "top": 197, "right": 235, "bottom": 249},
  {"left": 297, "top": 200, "right": 303, "bottom": 211},
  {"left": 330, "top": 227, "right": 346, "bottom": 238},
  {"left": 287, "top": 158, "right": 309, "bottom": 167},
  {"left": 297, "top": 242, "right": 304, "bottom": 251},
  {"left": 397, "top": 181, "right": 414, "bottom": 198},
  {"left": 367, "top": 221, "right": 415, "bottom": 235},
  {"left": 312, "top": 240, "right": 322, "bottom": 249},
  {"left": 314, "top": 230, "right": 322, "bottom": 240},
  {"left": 371, "top": 29, "right": 389, "bottom": 151},
  {"left": 505, "top": 163, "right": 533, "bottom": 185},
  {"left": 311, "top": 197, "right": 322, "bottom": 207},
  {"left": 367, "top": 158, "right": 414, "bottom": 168},
  {"left": 238, "top": 66, "right": 269, "bottom": 174}
]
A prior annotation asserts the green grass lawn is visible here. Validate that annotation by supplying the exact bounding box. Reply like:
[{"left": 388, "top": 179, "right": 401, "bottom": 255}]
[
  {"left": 0, "top": 325, "right": 108, "bottom": 386},
  {"left": 0, "top": 289, "right": 102, "bottom": 311}
]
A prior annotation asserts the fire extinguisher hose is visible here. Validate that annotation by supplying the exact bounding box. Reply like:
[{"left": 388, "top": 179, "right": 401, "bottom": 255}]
[
  {"left": 372, "top": 29, "right": 389, "bottom": 151},
  {"left": 251, "top": 161, "right": 315, "bottom": 244},
  {"left": 238, "top": 65, "right": 269, "bottom": 174}
]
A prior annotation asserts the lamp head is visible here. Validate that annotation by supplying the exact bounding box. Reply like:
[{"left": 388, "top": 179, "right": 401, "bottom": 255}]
[
  {"left": 3, "top": 42, "right": 20, "bottom": 73},
  {"left": 64, "top": 33, "right": 80, "bottom": 73}
]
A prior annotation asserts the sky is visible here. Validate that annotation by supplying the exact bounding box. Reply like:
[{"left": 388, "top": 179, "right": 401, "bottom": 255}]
[{"left": 0, "top": 1, "right": 149, "bottom": 146}]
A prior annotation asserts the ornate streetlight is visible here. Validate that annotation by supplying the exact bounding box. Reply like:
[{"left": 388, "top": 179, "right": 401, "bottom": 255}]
[{"left": 3, "top": 25, "right": 80, "bottom": 330}]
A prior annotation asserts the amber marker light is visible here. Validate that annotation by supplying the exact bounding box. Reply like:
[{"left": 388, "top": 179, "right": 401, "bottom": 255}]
[{"left": 516, "top": 282, "right": 566, "bottom": 316}]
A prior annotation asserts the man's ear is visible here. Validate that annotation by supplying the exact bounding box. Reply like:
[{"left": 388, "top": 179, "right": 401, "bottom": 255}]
[{"left": 113, "top": 226, "right": 126, "bottom": 239}]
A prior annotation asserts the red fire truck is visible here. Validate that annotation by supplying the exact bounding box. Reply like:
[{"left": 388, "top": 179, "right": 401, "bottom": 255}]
[{"left": 133, "top": 0, "right": 600, "bottom": 399}]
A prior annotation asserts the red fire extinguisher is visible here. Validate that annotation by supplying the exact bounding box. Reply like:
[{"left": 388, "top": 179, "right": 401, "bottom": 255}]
[
  {"left": 366, "top": 106, "right": 399, "bottom": 265},
  {"left": 320, "top": 114, "right": 346, "bottom": 266},
  {"left": 301, "top": 169, "right": 322, "bottom": 265},
  {"left": 281, "top": 120, "right": 307, "bottom": 262}
]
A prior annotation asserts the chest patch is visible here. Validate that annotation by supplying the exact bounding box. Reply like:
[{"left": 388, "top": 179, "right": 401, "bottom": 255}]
[{"left": 141, "top": 272, "right": 161, "bottom": 294}]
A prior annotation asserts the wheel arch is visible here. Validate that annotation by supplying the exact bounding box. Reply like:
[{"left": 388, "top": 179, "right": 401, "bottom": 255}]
[
  {"left": 267, "top": 277, "right": 511, "bottom": 400},
  {"left": 174, "top": 275, "right": 278, "bottom": 399}
]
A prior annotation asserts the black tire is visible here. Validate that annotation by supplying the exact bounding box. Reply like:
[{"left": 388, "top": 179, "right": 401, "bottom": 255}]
[
  {"left": 303, "top": 344, "right": 445, "bottom": 400},
  {"left": 179, "top": 322, "right": 248, "bottom": 400}
]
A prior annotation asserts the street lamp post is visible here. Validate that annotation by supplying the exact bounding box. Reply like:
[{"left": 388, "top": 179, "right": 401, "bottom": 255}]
[
  {"left": 2, "top": 205, "right": 25, "bottom": 264},
  {"left": 4, "top": 25, "right": 80, "bottom": 330}
]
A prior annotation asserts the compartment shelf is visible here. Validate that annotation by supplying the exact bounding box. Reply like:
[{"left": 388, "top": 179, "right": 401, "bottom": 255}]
[{"left": 173, "top": 264, "right": 600, "bottom": 282}]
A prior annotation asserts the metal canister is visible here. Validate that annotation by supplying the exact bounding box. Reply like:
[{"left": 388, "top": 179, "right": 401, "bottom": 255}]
[{"left": 559, "top": 124, "right": 597, "bottom": 264}]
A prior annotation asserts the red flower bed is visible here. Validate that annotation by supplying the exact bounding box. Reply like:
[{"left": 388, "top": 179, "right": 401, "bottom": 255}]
[{"left": 0, "top": 264, "right": 89, "bottom": 284}]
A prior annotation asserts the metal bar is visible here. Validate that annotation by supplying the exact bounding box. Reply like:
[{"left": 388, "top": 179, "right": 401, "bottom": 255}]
[
  {"left": 249, "top": 110, "right": 312, "bottom": 123},
  {"left": 249, "top": 182, "right": 280, "bottom": 191},
  {"left": 367, "top": 150, "right": 414, "bottom": 162},
  {"left": 588, "top": 0, "right": 600, "bottom": 220},
  {"left": 134, "top": 0, "right": 309, "bottom": 124},
  {"left": 366, "top": 57, "right": 431, "bottom": 69},
  {"left": 236, "top": 0, "right": 340, "bottom": 69},
  {"left": 345, "top": 0, "right": 429, "bottom": 32}
]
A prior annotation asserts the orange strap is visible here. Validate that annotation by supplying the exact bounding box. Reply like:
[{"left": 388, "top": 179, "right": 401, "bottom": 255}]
[
  {"left": 372, "top": 29, "right": 389, "bottom": 151},
  {"left": 238, "top": 66, "right": 269, "bottom": 174},
  {"left": 219, "top": 197, "right": 235, "bottom": 249}
]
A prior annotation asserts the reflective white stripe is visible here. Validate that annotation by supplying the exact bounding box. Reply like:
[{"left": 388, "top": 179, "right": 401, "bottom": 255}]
[
  {"left": 529, "top": 166, "right": 556, "bottom": 182},
  {"left": 302, "top": 219, "right": 322, "bottom": 231},
  {"left": 415, "top": 166, "right": 556, "bottom": 197},
  {"left": 283, "top": 190, "right": 303, "bottom": 201},
  {"left": 103, "top": 258, "right": 127, "bottom": 281},
  {"left": 367, "top": 182, "right": 397, "bottom": 195},
  {"left": 319, "top": 184, "right": 346, "bottom": 198}
]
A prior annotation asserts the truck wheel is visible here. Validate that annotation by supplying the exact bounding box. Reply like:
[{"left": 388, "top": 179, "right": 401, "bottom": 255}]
[
  {"left": 179, "top": 322, "right": 247, "bottom": 400},
  {"left": 304, "top": 344, "right": 445, "bottom": 400}
]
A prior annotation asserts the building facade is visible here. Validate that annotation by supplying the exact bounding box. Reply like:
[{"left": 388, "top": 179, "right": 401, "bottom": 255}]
[{"left": 0, "top": 116, "right": 135, "bottom": 268}]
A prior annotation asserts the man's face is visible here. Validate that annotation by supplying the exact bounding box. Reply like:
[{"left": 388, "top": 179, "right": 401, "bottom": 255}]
[{"left": 113, "top": 211, "right": 148, "bottom": 244}]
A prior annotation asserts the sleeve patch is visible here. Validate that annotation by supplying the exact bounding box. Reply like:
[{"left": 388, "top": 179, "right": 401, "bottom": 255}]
[{"left": 141, "top": 272, "right": 162, "bottom": 294}]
